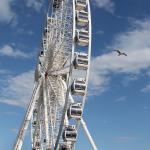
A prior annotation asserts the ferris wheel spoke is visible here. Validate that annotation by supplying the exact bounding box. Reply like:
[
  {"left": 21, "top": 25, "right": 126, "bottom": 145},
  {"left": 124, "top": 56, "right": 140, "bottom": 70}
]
[
  {"left": 47, "top": 77, "right": 58, "bottom": 97},
  {"left": 43, "top": 79, "right": 51, "bottom": 149},
  {"left": 46, "top": 84, "right": 54, "bottom": 142},
  {"left": 46, "top": 39, "right": 69, "bottom": 72},
  {"left": 46, "top": 76, "right": 66, "bottom": 147}
]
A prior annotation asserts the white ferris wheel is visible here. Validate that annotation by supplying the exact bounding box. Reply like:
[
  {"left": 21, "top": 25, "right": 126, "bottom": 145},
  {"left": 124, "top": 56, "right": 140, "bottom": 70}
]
[{"left": 13, "top": 0, "right": 97, "bottom": 149}]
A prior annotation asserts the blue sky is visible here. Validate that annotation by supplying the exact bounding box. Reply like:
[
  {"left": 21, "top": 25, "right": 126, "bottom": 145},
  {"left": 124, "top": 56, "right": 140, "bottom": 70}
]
[{"left": 0, "top": 0, "right": 150, "bottom": 149}]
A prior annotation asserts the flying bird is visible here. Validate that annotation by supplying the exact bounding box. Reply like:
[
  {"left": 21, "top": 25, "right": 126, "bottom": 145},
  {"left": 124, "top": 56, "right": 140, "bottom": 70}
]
[{"left": 113, "top": 49, "right": 127, "bottom": 56}]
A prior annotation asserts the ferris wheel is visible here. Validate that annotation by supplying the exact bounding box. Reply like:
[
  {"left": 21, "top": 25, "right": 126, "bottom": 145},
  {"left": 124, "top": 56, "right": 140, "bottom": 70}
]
[{"left": 13, "top": 0, "right": 97, "bottom": 149}]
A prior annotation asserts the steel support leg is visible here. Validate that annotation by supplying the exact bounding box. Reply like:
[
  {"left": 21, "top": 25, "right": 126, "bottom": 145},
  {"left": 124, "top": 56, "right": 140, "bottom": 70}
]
[
  {"left": 81, "top": 118, "right": 98, "bottom": 150},
  {"left": 13, "top": 79, "right": 42, "bottom": 150}
]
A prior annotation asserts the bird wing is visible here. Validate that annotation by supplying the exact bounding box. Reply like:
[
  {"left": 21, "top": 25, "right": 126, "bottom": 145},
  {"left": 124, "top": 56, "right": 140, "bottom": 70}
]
[
  {"left": 114, "top": 49, "right": 121, "bottom": 53},
  {"left": 122, "top": 53, "right": 127, "bottom": 56}
]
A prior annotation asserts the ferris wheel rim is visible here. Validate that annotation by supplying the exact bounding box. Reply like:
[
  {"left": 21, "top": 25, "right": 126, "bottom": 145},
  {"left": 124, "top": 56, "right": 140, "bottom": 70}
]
[{"left": 53, "top": 0, "right": 92, "bottom": 149}]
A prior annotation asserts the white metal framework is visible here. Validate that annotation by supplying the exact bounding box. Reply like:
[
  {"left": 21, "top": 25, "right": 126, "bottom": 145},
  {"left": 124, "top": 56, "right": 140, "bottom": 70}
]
[{"left": 13, "top": 0, "right": 97, "bottom": 149}]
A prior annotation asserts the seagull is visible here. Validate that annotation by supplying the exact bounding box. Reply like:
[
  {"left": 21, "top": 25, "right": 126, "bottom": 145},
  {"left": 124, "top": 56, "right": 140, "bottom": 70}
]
[{"left": 113, "top": 49, "right": 127, "bottom": 56}]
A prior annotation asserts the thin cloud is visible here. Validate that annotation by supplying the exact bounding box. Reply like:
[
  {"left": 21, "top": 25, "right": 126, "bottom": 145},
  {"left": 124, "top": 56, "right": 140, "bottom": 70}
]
[
  {"left": 0, "top": 45, "right": 31, "bottom": 58},
  {"left": 89, "top": 70, "right": 110, "bottom": 95},
  {"left": 11, "top": 128, "right": 18, "bottom": 134},
  {"left": 0, "top": 70, "right": 34, "bottom": 107},
  {"left": 25, "top": 0, "right": 44, "bottom": 12},
  {"left": 0, "top": 0, "right": 16, "bottom": 23},
  {"left": 0, "top": 69, "right": 11, "bottom": 74},
  {"left": 144, "top": 106, "right": 149, "bottom": 110},
  {"left": 141, "top": 83, "right": 150, "bottom": 93},
  {"left": 122, "top": 75, "right": 138, "bottom": 87},
  {"left": 93, "top": 0, "right": 115, "bottom": 13},
  {"left": 94, "top": 30, "right": 104, "bottom": 37},
  {"left": 95, "top": 30, "right": 104, "bottom": 35},
  {"left": 16, "top": 28, "right": 34, "bottom": 35},
  {"left": 145, "top": 70, "right": 150, "bottom": 76},
  {"left": 4, "top": 111, "right": 20, "bottom": 116},
  {"left": 114, "top": 96, "right": 126, "bottom": 103}
]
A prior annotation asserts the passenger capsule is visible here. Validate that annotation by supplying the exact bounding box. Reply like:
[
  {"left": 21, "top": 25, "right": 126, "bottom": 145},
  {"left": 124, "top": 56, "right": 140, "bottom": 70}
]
[
  {"left": 47, "top": 17, "right": 54, "bottom": 27},
  {"left": 76, "top": 10, "right": 89, "bottom": 26},
  {"left": 75, "top": 0, "right": 87, "bottom": 11},
  {"left": 67, "top": 103, "right": 83, "bottom": 120},
  {"left": 62, "top": 125, "right": 77, "bottom": 142},
  {"left": 71, "top": 78, "right": 86, "bottom": 96},
  {"left": 43, "top": 27, "right": 49, "bottom": 37},
  {"left": 73, "top": 52, "right": 88, "bottom": 70},
  {"left": 76, "top": 29, "right": 89, "bottom": 46},
  {"left": 58, "top": 143, "right": 71, "bottom": 150}
]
